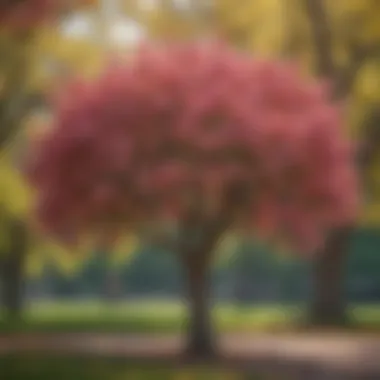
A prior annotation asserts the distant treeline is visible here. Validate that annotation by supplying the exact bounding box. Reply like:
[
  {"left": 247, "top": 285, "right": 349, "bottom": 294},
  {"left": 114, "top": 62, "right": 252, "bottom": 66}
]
[{"left": 26, "top": 228, "right": 380, "bottom": 303}]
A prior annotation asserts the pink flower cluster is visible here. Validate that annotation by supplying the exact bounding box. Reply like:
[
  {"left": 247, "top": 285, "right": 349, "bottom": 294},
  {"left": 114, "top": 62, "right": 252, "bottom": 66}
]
[{"left": 27, "top": 43, "right": 359, "bottom": 252}]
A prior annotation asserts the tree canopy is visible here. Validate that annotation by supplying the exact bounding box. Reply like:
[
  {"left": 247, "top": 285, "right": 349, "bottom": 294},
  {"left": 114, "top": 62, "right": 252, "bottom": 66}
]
[{"left": 28, "top": 42, "right": 358, "bottom": 254}]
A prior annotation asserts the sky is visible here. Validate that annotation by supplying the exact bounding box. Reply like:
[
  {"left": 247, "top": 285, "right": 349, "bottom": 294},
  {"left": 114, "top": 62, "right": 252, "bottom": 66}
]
[
  {"left": 60, "top": 0, "right": 195, "bottom": 46},
  {"left": 60, "top": 1, "right": 147, "bottom": 47}
]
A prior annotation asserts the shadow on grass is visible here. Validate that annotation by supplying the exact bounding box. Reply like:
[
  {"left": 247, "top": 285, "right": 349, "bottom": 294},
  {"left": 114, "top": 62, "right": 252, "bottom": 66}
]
[
  {"left": 0, "top": 355, "right": 281, "bottom": 380},
  {"left": 0, "top": 315, "right": 182, "bottom": 334}
]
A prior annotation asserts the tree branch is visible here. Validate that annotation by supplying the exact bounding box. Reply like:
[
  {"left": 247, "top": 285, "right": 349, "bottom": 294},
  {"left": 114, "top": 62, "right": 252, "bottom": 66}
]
[
  {"left": 303, "top": 0, "right": 380, "bottom": 172},
  {"left": 333, "top": 43, "right": 380, "bottom": 100},
  {"left": 303, "top": 0, "right": 336, "bottom": 78},
  {"left": 0, "top": 87, "right": 31, "bottom": 150},
  {"left": 302, "top": 0, "right": 380, "bottom": 100},
  {"left": 0, "top": 33, "right": 31, "bottom": 150},
  {"left": 354, "top": 108, "right": 380, "bottom": 203},
  {"left": 357, "top": 109, "right": 380, "bottom": 169}
]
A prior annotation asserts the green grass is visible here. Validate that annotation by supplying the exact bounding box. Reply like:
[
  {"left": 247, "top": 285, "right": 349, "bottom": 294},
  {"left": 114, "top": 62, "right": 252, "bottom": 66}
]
[
  {"left": 0, "top": 355, "right": 275, "bottom": 380},
  {"left": 1, "top": 300, "right": 380, "bottom": 334},
  {"left": 0, "top": 300, "right": 301, "bottom": 333}
]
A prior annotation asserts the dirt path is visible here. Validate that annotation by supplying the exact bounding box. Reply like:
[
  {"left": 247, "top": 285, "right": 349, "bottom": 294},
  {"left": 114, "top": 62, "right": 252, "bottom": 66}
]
[{"left": 1, "top": 332, "right": 380, "bottom": 378}]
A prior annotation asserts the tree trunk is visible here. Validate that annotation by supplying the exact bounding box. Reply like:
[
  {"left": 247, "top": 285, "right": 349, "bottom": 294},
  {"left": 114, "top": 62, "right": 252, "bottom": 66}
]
[
  {"left": 181, "top": 252, "right": 215, "bottom": 358},
  {"left": 1, "top": 219, "right": 27, "bottom": 319},
  {"left": 310, "top": 227, "right": 352, "bottom": 326},
  {"left": 103, "top": 270, "right": 120, "bottom": 302}
]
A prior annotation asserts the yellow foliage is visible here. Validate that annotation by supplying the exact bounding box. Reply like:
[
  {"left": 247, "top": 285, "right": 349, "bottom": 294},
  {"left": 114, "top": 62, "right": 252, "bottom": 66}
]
[
  {"left": 25, "top": 232, "right": 140, "bottom": 277},
  {"left": 25, "top": 249, "right": 46, "bottom": 278},
  {"left": 359, "top": 202, "right": 380, "bottom": 226},
  {"left": 214, "top": 0, "right": 288, "bottom": 57},
  {"left": 1, "top": 4, "right": 104, "bottom": 110},
  {"left": 46, "top": 247, "right": 85, "bottom": 276},
  {"left": 327, "top": 0, "right": 380, "bottom": 46},
  {"left": 138, "top": 2, "right": 206, "bottom": 41},
  {"left": 353, "top": 61, "right": 380, "bottom": 104},
  {"left": 0, "top": 154, "right": 31, "bottom": 219},
  {"left": 26, "top": 235, "right": 94, "bottom": 277},
  {"left": 30, "top": 25, "right": 105, "bottom": 95},
  {"left": 0, "top": 153, "right": 32, "bottom": 252},
  {"left": 215, "top": 232, "right": 240, "bottom": 257},
  {"left": 109, "top": 233, "right": 140, "bottom": 266}
]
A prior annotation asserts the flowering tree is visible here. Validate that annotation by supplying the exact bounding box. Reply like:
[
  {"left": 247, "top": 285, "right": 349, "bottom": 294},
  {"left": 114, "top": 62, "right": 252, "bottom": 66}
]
[{"left": 27, "top": 43, "right": 359, "bottom": 356}]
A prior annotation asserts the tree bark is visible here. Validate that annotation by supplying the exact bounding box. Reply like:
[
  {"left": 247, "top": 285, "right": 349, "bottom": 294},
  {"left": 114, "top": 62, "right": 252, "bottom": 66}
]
[
  {"left": 1, "top": 219, "right": 28, "bottom": 318},
  {"left": 181, "top": 250, "right": 215, "bottom": 358},
  {"left": 310, "top": 227, "right": 352, "bottom": 326}
]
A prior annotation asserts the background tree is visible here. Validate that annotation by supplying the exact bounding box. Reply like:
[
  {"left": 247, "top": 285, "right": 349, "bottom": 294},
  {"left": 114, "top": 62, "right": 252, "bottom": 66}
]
[
  {"left": 0, "top": 0, "right": 95, "bottom": 147},
  {"left": 27, "top": 43, "right": 357, "bottom": 356},
  {"left": 293, "top": 0, "right": 380, "bottom": 325},
  {"left": 174, "top": 0, "right": 377, "bottom": 325},
  {"left": 0, "top": 0, "right": 96, "bottom": 317}
]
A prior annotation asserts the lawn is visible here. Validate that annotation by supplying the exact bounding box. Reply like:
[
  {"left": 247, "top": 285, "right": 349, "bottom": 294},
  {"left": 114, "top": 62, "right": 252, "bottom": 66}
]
[
  {"left": 0, "top": 300, "right": 298, "bottom": 333},
  {"left": 1, "top": 300, "right": 380, "bottom": 333},
  {"left": 0, "top": 355, "right": 278, "bottom": 380}
]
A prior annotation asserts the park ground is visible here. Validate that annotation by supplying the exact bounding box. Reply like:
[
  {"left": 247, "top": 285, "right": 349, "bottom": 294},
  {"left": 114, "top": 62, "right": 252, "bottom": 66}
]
[{"left": 1, "top": 300, "right": 380, "bottom": 379}]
